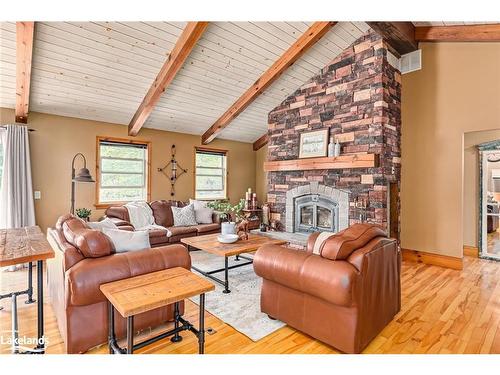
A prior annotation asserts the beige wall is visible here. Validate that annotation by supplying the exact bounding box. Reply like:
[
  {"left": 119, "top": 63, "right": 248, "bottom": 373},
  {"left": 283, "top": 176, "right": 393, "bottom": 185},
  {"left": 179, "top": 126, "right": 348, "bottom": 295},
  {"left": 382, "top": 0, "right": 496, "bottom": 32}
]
[
  {"left": 0, "top": 108, "right": 256, "bottom": 232},
  {"left": 401, "top": 42, "right": 500, "bottom": 258},
  {"left": 463, "top": 130, "right": 500, "bottom": 247},
  {"left": 255, "top": 144, "right": 268, "bottom": 204}
]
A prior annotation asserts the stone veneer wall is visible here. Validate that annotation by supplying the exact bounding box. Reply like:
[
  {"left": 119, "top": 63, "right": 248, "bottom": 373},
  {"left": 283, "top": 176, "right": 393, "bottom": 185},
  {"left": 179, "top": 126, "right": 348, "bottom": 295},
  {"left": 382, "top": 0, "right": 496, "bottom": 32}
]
[{"left": 266, "top": 30, "right": 402, "bottom": 232}]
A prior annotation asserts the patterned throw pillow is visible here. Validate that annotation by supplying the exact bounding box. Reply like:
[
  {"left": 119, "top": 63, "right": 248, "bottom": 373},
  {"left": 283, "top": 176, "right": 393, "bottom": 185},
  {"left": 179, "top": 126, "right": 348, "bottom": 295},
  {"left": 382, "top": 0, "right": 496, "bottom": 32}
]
[{"left": 171, "top": 204, "right": 198, "bottom": 227}]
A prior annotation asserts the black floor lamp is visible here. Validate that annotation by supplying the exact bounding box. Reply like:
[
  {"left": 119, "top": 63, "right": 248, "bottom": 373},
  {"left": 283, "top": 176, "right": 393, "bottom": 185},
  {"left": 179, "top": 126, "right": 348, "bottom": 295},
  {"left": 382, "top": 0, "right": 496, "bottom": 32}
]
[{"left": 70, "top": 153, "right": 95, "bottom": 215}]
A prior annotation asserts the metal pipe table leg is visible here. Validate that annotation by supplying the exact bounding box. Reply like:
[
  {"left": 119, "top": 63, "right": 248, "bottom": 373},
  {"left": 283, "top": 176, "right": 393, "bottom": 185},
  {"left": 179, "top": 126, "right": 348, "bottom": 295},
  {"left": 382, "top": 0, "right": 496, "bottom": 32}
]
[
  {"left": 222, "top": 257, "right": 230, "bottom": 294},
  {"left": 198, "top": 293, "right": 205, "bottom": 354},
  {"left": 35, "top": 260, "right": 45, "bottom": 352},
  {"left": 11, "top": 294, "right": 19, "bottom": 354},
  {"left": 127, "top": 316, "right": 134, "bottom": 354},
  {"left": 25, "top": 262, "right": 35, "bottom": 304},
  {"left": 170, "top": 302, "right": 182, "bottom": 342},
  {"left": 108, "top": 301, "right": 115, "bottom": 354}
]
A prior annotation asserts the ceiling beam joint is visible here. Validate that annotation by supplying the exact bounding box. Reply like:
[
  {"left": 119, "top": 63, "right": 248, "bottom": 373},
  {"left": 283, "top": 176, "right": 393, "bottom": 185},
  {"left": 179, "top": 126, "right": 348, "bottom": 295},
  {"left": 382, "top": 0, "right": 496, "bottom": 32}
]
[{"left": 366, "top": 22, "right": 417, "bottom": 56}]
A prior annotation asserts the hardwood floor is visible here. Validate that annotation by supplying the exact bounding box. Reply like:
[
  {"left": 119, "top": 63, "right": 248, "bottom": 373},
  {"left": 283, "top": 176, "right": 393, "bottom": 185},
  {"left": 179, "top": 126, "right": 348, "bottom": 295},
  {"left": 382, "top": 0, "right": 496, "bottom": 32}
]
[{"left": 1, "top": 256, "right": 499, "bottom": 354}]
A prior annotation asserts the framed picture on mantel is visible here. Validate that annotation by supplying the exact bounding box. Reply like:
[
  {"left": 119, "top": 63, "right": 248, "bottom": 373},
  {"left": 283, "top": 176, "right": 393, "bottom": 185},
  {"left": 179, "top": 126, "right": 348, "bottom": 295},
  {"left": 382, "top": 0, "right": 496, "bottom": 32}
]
[{"left": 298, "top": 129, "right": 329, "bottom": 158}]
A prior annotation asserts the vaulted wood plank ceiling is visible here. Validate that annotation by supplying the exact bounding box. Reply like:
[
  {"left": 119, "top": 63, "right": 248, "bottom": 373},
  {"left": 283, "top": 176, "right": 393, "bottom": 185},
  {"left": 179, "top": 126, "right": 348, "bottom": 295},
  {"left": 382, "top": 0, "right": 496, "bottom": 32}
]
[{"left": 0, "top": 21, "right": 499, "bottom": 144}]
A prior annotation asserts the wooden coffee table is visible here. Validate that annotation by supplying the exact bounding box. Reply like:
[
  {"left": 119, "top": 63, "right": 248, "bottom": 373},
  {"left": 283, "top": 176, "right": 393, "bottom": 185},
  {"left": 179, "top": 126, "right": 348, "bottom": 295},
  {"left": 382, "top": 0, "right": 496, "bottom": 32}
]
[
  {"left": 100, "top": 267, "right": 214, "bottom": 354},
  {"left": 181, "top": 233, "right": 286, "bottom": 294}
]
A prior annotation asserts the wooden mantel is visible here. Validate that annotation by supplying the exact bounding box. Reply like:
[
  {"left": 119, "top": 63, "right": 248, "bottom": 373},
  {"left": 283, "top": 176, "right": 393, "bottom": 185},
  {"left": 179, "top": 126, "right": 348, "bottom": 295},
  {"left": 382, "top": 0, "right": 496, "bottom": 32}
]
[{"left": 263, "top": 153, "right": 379, "bottom": 172}]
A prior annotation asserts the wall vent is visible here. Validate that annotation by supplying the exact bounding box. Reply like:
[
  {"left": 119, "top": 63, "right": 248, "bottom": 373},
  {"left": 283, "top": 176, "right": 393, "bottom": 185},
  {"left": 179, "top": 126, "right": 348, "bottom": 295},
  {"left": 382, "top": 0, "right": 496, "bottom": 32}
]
[{"left": 400, "top": 49, "right": 422, "bottom": 74}]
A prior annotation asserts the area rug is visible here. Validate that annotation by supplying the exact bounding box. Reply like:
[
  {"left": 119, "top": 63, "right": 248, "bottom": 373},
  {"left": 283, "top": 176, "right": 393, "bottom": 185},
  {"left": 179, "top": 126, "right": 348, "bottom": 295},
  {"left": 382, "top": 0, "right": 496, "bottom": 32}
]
[{"left": 188, "top": 250, "right": 285, "bottom": 341}]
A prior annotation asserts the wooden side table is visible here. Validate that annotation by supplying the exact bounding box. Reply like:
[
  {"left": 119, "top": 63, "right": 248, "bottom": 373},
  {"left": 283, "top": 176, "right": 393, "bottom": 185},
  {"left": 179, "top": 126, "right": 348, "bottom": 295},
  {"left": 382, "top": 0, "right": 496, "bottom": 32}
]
[
  {"left": 0, "top": 226, "right": 55, "bottom": 354},
  {"left": 100, "top": 267, "right": 215, "bottom": 354}
]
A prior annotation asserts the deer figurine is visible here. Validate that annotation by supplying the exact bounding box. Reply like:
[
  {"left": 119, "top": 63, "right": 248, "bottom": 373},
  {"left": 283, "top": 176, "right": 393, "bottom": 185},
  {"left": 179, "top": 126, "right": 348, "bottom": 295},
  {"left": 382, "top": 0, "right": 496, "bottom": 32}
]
[{"left": 236, "top": 219, "right": 249, "bottom": 240}]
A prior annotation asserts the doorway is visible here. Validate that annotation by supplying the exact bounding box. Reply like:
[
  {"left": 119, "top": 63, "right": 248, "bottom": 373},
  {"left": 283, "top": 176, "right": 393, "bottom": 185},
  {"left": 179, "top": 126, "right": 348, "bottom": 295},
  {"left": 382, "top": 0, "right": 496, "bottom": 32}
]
[{"left": 479, "top": 140, "right": 500, "bottom": 261}]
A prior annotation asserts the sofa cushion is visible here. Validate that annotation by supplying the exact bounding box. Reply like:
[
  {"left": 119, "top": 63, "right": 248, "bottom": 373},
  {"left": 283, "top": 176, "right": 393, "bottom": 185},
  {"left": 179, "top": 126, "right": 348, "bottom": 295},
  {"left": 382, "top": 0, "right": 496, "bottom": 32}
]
[
  {"left": 171, "top": 205, "right": 197, "bottom": 226},
  {"left": 73, "top": 230, "right": 114, "bottom": 258},
  {"left": 319, "top": 224, "right": 387, "bottom": 261},
  {"left": 148, "top": 229, "right": 169, "bottom": 238},
  {"left": 166, "top": 226, "right": 198, "bottom": 237},
  {"left": 195, "top": 223, "right": 220, "bottom": 233},
  {"left": 150, "top": 200, "right": 175, "bottom": 227},
  {"left": 59, "top": 215, "right": 113, "bottom": 258}
]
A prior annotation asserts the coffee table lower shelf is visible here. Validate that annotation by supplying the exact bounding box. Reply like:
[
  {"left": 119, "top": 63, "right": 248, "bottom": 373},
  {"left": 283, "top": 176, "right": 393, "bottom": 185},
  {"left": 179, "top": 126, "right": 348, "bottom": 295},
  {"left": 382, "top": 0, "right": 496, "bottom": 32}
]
[
  {"left": 107, "top": 297, "right": 206, "bottom": 354},
  {"left": 190, "top": 254, "right": 253, "bottom": 294}
]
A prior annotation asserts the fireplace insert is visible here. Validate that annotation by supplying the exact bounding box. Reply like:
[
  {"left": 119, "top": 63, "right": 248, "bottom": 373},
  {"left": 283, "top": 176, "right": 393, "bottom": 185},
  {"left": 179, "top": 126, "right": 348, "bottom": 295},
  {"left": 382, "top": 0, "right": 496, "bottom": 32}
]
[{"left": 294, "top": 194, "right": 338, "bottom": 233}]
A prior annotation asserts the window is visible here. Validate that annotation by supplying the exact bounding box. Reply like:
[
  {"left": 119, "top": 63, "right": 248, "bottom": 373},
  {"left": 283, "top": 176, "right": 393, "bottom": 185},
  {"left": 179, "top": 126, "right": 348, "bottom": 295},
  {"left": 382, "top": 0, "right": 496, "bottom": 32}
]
[
  {"left": 195, "top": 148, "right": 227, "bottom": 200},
  {"left": 96, "top": 137, "right": 150, "bottom": 206}
]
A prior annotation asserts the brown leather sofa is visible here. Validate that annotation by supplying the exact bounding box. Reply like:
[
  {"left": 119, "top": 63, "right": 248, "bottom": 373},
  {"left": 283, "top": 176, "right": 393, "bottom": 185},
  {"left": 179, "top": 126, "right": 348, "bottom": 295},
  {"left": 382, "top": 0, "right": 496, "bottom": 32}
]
[
  {"left": 47, "top": 214, "right": 191, "bottom": 353},
  {"left": 253, "top": 224, "right": 401, "bottom": 354},
  {"left": 105, "top": 200, "right": 221, "bottom": 247}
]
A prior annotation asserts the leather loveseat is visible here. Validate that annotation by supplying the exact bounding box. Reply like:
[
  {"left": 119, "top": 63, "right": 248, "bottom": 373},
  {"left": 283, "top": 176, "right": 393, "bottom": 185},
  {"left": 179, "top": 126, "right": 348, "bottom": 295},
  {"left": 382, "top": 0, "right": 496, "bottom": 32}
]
[
  {"left": 253, "top": 224, "right": 401, "bottom": 354},
  {"left": 47, "top": 214, "right": 191, "bottom": 353},
  {"left": 105, "top": 200, "right": 221, "bottom": 247}
]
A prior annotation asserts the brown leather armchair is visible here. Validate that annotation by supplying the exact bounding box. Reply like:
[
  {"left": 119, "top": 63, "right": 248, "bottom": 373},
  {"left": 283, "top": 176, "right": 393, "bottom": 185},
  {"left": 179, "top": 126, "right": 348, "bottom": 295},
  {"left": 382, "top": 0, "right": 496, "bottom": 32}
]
[
  {"left": 47, "top": 214, "right": 191, "bottom": 353},
  {"left": 253, "top": 224, "right": 401, "bottom": 354}
]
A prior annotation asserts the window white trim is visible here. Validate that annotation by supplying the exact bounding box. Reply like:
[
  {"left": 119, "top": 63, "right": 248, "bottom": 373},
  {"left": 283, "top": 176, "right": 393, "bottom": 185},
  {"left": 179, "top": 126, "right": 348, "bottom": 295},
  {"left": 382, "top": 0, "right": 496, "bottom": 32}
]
[
  {"left": 96, "top": 137, "right": 151, "bottom": 208},
  {"left": 195, "top": 148, "right": 227, "bottom": 200}
]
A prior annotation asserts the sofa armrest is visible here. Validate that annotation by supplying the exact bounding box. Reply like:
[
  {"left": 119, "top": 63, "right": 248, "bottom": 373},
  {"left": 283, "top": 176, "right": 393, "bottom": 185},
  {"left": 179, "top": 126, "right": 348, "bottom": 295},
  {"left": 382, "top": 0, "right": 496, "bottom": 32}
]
[
  {"left": 66, "top": 244, "right": 191, "bottom": 307},
  {"left": 106, "top": 217, "right": 135, "bottom": 231},
  {"left": 47, "top": 228, "right": 85, "bottom": 271},
  {"left": 254, "top": 244, "right": 359, "bottom": 307}
]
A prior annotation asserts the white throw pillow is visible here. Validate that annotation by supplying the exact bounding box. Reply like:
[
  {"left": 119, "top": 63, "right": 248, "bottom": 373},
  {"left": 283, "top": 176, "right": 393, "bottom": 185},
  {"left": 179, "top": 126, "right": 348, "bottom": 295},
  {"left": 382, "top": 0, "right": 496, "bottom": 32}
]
[
  {"left": 102, "top": 228, "right": 150, "bottom": 253},
  {"left": 87, "top": 218, "right": 118, "bottom": 232},
  {"left": 195, "top": 207, "right": 214, "bottom": 224},
  {"left": 171, "top": 204, "right": 198, "bottom": 227},
  {"left": 189, "top": 199, "right": 207, "bottom": 210}
]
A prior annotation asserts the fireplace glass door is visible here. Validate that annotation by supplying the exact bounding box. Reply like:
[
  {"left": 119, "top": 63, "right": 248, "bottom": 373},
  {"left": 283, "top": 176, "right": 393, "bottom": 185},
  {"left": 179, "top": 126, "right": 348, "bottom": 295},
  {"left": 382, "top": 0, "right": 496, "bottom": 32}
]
[{"left": 295, "top": 194, "right": 337, "bottom": 233}]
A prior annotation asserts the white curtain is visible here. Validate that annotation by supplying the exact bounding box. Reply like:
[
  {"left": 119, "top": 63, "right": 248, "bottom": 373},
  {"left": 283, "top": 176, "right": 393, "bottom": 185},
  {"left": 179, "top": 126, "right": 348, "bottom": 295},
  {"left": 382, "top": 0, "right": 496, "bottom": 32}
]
[{"left": 0, "top": 124, "right": 36, "bottom": 229}]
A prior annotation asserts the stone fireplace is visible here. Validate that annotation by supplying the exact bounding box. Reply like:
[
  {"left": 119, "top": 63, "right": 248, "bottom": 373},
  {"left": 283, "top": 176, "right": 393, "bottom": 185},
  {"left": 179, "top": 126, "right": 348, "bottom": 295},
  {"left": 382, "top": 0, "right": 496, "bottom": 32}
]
[
  {"left": 286, "top": 182, "right": 349, "bottom": 233},
  {"left": 265, "top": 30, "right": 401, "bottom": 237}
]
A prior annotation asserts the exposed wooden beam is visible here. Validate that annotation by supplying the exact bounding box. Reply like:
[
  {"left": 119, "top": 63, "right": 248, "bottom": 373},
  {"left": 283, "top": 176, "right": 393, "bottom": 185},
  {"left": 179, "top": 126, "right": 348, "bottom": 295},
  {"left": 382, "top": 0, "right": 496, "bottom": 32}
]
[
  {"left": 366, "top": 22, "right": 417, "bottom": 56},
  {"left": 15, "top": 22, "right": 35, "bottom": 124},
  {"left": 201, "top": 21, "right": 337, "bottom": 144},
  {"left": 415, "top": 24, "right": 500, "bottom": 42},
  {"left": 128, "top": 22, "right": 208, "bottom": 136},
  {"left": 253, "top": 133, "right": 268, "bottom": 151}
]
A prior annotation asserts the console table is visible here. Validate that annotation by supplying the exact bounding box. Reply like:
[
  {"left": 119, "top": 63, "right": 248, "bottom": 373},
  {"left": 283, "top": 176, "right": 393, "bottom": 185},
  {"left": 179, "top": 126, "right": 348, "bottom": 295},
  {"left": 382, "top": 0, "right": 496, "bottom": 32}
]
[
  {"left": 100, "top": 267, "right": 214, "bottom": 354},
  {"left": 0, "top": 226, "right": 54, "bottom": 354}
]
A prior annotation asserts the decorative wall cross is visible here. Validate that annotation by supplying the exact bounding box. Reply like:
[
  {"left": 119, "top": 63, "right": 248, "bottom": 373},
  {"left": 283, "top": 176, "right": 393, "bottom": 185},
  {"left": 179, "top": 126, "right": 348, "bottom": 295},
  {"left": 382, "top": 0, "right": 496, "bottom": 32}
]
[{"left": 157, "top": 145, "right": 188, "bottom": 197}]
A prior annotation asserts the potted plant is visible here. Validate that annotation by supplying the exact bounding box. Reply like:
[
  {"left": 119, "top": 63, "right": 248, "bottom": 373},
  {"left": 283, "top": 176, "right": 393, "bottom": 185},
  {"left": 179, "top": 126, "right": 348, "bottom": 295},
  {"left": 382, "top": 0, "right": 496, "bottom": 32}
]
[
  {"left": 207, "top": 199, "right": 245, "bottom": 235},
  {"left": 76, "top": 208, "right": 92, "bottom": 222}
]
